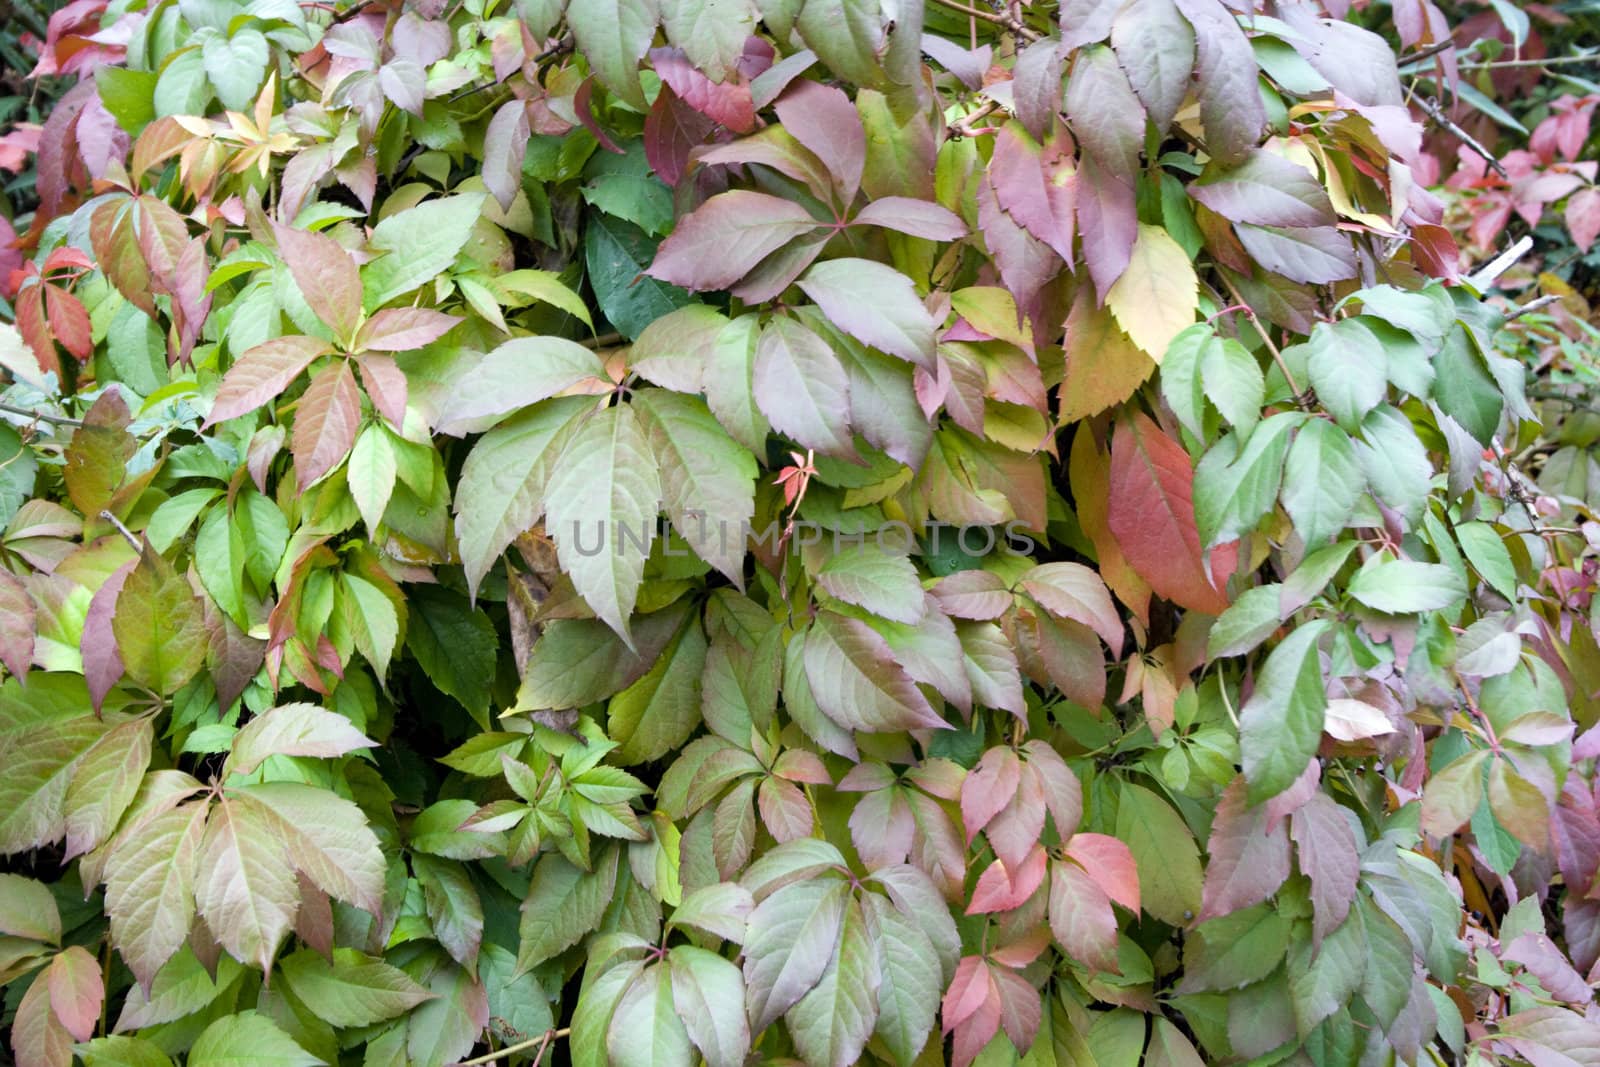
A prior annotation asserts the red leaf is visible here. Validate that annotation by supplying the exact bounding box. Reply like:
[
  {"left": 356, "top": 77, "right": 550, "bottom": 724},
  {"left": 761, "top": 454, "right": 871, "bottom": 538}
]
[
  {"left": 967, "top": 844, "right": 1048, "bottom": 914},
  {"left": 273, "top": 222, "right": 363, "bottom": 345},
  {"left": 961, "top": 746, "right": 1020, "bottom": 843},
  {"left": 356, "top": 354, "right": 408, "bottom": 430},
  {"left": 1106, "top": 413, "right": 1230, "bottom": 614},
  {"left": 482, "top": 98, "right": 532, "bottom": 212},
  {"left": 990, "top": 122, "right": 1076, "bottom": 263},
  {"left": 1290, "top": 792, "right": 1359, "bottom": 947},
  {"left": 15, "top": 285, "right": 58, "bottom": 378},
  {"left": 291, "top": 360, "right": 361, "bottom": 487},
  {"left": 774, "top": 78, "right": 865, "bottom": 199},
  {"left": 0, "top": 569, "right": 35, "bottom": 680},
  {"left": 990, "top": 966, "right": 1042, "bottom": 1052},
  {"left": 651, "top": 47, "right": 755, "bottom": 133},
  {"left": 645, "top": 86, "right": 715, "bottom": 186},
  {"left": 1568, "top": 187, "right": 1600, "bottom": 253},
  {"left": 1048, "top": 859, "right": 1120, "bottom": 973},
  {"left": 1197, "top": 777, "right": 1291, "bottom": 922},
  {"left": 646, "top": 190, "right": 823, "bottom": 292},
  {"left": 355, "top": 307, "right": 461, "bottom": 353},
  {"left": 45, "top": 946, "right": 103, "bottom": 1042},
  {"left": 45, "top": 283, "right": 92, "bottom": 361},
  {"left": 207, "top": 336, "right": 334, "bottom": 426},
  {"left": 1076, "top": 155, "right": 1138, "bottom": 298},
  {"left": 1065, "top": 833, "right": 1140, "bottom": 913}
]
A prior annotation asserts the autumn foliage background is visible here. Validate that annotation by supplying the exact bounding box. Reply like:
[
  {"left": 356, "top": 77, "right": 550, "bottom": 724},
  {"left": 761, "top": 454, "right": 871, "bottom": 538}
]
[{"left": 1, "top": 0, "right": 1600, "bottom": 1064}]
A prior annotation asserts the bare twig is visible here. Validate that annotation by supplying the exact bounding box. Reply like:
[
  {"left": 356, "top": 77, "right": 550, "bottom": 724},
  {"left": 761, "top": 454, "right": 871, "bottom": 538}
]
[
  {"left": 1413, "top": 94, "right": 1508, "bottom": 179},
  {"left": 1458, "top": 54, "right": 1600, "bottom": 70},
  {"left": 579, "top": 332, "right": 623, "bottom": 350},
  {"left": 928, "top": 0, "right": 1040, "bottom": 41},
  {"left": 99, "top": 510, "right": 142, "bottom": 553},
  {"left": 1397, "top": 39, "right": 1459, "bottom": 66},
  {"left": 456, "top": 1028, "right": 569, "bottom": 1067},
  {"left": 1217, "top": 274, "right": 1308, "bottom": 405},
  {"left": 0, "top": 401, "right": 83, "bottom": 427},
  {"left": 1504, "top": 294, "right": 1563, "bottom": 322},
  {"left": 1467, "top": 235, "right": 1533, "bottom": 291}
]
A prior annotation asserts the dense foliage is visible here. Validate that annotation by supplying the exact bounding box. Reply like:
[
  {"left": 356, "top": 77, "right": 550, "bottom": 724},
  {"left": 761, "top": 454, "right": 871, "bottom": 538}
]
[{"left": 2, "top": 0, "right": 1599, "bottom": 1064}]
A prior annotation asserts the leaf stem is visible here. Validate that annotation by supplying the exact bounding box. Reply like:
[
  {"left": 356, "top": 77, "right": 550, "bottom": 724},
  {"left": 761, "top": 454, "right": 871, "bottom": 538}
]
[
  {"left": 457, "top": 1027, "right": 569, "bottom": 1066},
  {"left": 580, "top": 332, "right": 624, "bottom": 350},
  {"left": 1217, "top": 274, "right": 1307, "bottom": 406}
]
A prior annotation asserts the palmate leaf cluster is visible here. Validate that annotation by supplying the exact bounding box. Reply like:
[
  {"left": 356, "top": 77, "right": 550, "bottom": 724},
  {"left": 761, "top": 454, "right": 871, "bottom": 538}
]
[{"left": 0, "top": 0, "right": 1596, "bottom": 1064}]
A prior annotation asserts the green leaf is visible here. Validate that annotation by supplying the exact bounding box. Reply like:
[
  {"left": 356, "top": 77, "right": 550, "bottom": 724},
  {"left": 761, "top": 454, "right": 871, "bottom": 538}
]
[
  {"left": 187, "top": 1010, "right": 324, "bottom": 1067},
  {"left": 77, "top": 1036, "right": 177, "bottom": 1067},
  {"left": 633, "top": 389, "right": 758, "bottom": 586},
  {"left": 434, "top": 340, "right": 606, "bottom": 436},
  {"left": 1307, "top": 319, "right": 1388, "bottom": 431},
  {"left": 582, "top": 142, "right": 675, "bottom": 237},
  {"left": 202, "top": 29, "right": 269, "bottom": 111},
  {"left": 1159, "top": 325, "right": 1210, "bottom": 440},
  {"left": 1281, "top": 419, "right": 1363, "bottom": 549},
  {"left": 786, "top": 896, "right": 880, "bottom": 1067},
  {"left": 1193, "top": 413, "right": 1298, "bottom": 546},
  {"left": 1239, "top": 620, "right": 1330, "bottom": 804},
  {"left": 0, "top": 873, "right": 60, "bottom": 942},
  {"left": 864, "top": 894, "right": 940, "bottom": 1065},
  {"left": 544, "top": 403, "right": 663, "bottom": 641},
  {"left": 1199, "top": 336, "right": 1264, "bottom": 436},
  {"left": 238, "top": 782, "right": 387, "bottom": 915},
  {"left": 1113, "top": 783, "right": 1202, "bottom": 926},
  {"left": 797, "top": 258, "right": 936, "bottom": 368},
  {"left": 1288, "top": 909, "right": 1368, "bottom": 1034},
  {"left": 195, "top": 799, "right": 299, "bottom": 974},
  {"left": 816, "top": 543, "right": 925, "bottom": 625},
  {"left": 363, "top": 194, "right": 487, "bottom": 309},
  {"left": 112, "top": 549, "right": 208, "bottom": 696},
  {"left": 660, "top": 0, "right": 757, "bottom": 81},
  {"left": 153, "top": 48, "right": 211, "bottom": 117},
  {"left": 517, "top": 849, "right": 619, "bottom": 974},
  {"left": 1420, "top": 749, "right": 1489, "bottom": 839},
  {"left": 514, "top": 605, "right": 690, "bottom": 712},
  {"left": 705, "top": 314, "right": 770, "bottom": 454},
  {"left": 587, "top": 213, "right": 694, "bottom": 340},
  {"left": 105, "top": 802, "right": 209, "bottom": 990},
  {"left": 566, "top": 0, "right": 657, "bottom": 108},
  {"left": 607, "top": 614, "right": 708, "bottom": 764},
  {"left": 1456, "top": 521, "right": 1518, "bottom": 601},
  {"left": 1347, "top": 556, "right": 1467, "bottom": 615},
  {"left": 753, "top": 316, "right": 855, "bottom": 460},
  {"left": 347, "top": 426, "right": 396, "bottom": 535},
  {"left": 226, "top": 703, "right": 375, "bottom": 776},
  {"left": 453, "top": 395, "right": 592, "bottom": 595},
  {"left": 1206, "top": 582, "right": 1283, "bottom": 659},
  {"left": 1432, "top": 323, "right": 1504, "bottom": 445},
  {"left": 278, "top": 948, "right": 436, "bottom": 1028},
  {"left": 1180, "top": 904, "right": 1288, "bottom": 992},
  {"left": 95, "top": 68, "right": 158, "bottom": 134},
  {"left": 404, "top": 586, "right": 499, "bottom": 724},
  {"left": 1354, "top": 406, "right": 1431, "bottom": 524},
  {"left": 668, "top": 946, "right": 751, "bottom": 1067}
]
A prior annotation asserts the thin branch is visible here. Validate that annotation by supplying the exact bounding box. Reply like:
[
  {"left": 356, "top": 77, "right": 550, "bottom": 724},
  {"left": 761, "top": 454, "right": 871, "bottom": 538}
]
[
  {"left": 0, "top": 401, "right": 83, "bottom": 427},
  {"left": 1413, "top": 94, "right": 1508, "bottom": 179},
  {"left": 1459, "top": 54, "right": 1600, "bottom": 70},
  {"left": 1397, "top": 39, "right": 1459, "bottom": 66},
  {"left": 928, "top": 0, "right": 1040, "bottom": 41},
  {"left": 579, "top": 331, "right": 623, "bottom": 350},
  {"left": 99, "top": 510, "right": 142, "bottom": 553},
  {"left": 1467, "top": 235, "right": 1533, "bottom": 291},
  {"left": 457, "top": 1028, "right": 568, "bottom": 1067},
  {"left": 1504, "top": 294, "right": 1563, "bottom": 322}
]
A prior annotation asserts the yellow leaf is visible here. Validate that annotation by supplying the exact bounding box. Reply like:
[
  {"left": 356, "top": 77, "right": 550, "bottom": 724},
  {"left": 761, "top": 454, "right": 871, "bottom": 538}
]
[
  {"left": 1058, "top": 286, "right": 1155, "bottom": 423},
  {"left": 1106, "top": 223, "right": 1199, "bottom": 361}
]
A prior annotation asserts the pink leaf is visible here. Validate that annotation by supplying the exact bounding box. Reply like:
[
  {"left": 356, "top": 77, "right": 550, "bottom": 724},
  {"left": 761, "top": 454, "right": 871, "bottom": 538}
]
[
  {"left": 1065, "top": 833, "right": 1140, "bottom": 913},
  {"left": 355, "top": 307, "right": 462, "bottom": 353},
  {"left": 207, "top": 336, "right": 333, "bottom": 426},
  {"left": 646, "top": 191, "right": 823, "bottom": 292},
  {"left": 291, "top": 360, "right": 361, "bottom": 487},
  {"left": 774, "top": 79, "right": 865, "bottom": 200},
  {"left": 1198, "top": 777, "right": 1291, "bottom": 922},
  {"left": 0, "top": 569, "right": 36, "bottom": 680}
]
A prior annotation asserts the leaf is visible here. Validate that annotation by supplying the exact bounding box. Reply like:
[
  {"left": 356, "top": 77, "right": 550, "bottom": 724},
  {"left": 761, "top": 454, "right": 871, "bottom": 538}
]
[
  {"left": 1188, "top": 150, "right": 1336, "bottom": 227},
  {"left": 1306, "top": 319, "right": 1388, "bottom": 431},
  {"left": 1066, "top": 46, "right": 1144, "bottom": 179},
  {"left": 669, "top": 946, "right": 751, "bottom": 1067},
  {"left": 864, "top": 894, "right": 940, "bottom": 1064},
  {"left": 0, "top": 873, "right": 60, "bottom": 943},
  {"left": 817, "top": 543, "right": 925, "bottom": 625},
  {"left": 105, "top": 802, "right": 208, "bottom": 990},
  {"left": 1198, "top": 778, "right": 1291, "bottom": 921},
  {"left": 238, "top": 782, "right": 386, "bottom": 915},
  {"left": 201, "top": 29, "right": 269, "bottom": 111},
  {"left": 1173, "top": 0, "right": 1266, "bottom": 164},
  {"left": 786, "top": 896, "right": 881, "bottom": 1067},
  {"left": 1489, "top": 757, "right": 1549, "bottom": 850},
  {"left": 659, "top": 0, "right": 756, "bottom": 81},
  {"left": 607, "top": 962, "right": 692, "bottom": 1066},
  {"left": 45, "top": 945, "right": 102, "bottom": 1041},
  {"left": 353, "top": 308, "right": 460, "bottom": 353},
  {"left": 290, "top": 360, "right": 360, "bottom": 487},
  {"left": 112, "top": 549, "right": 207, "bottom": 696},
  {"left": 278, "top": 948, "right": 435, "bottom": 1027},
  {"left": 1456, "top": 521, "right": 1518, "bottom": 601},
  {"left": 1193, "top": 413, "right": 1297, "bottom": 546},
  {"left": 1114, "top": 783, "right": 1203, "bottom": 926},
  {"left": 774, "top": 79, "right": 866, "bottom": 200},
  {"left": 753, "top": 316, "right": 855, "bottom": 460},
  {"left": 404, "top": 586, "right": 499, "bottom": 723},
  {"left": 607, "top": 613, "right": 708, "bottom": 764},
  {"left": 1020, "top": 562, "right": 1123, "bottom": 657},
  {"left": 1347, "top": 557, "right": 1467, "bottom": 615},
  {"left": 1180, "top": 904, "right": 1288, "bottom": 991},
  {"left": 1049, "top": 859, "right": 1119, "bottom": 973},
  {"left": 587, "top": 213, "right": 695, "bottom": 341},
  {"left": 1290, "top": 793, "right": 1359, "bottom": 947},
  {"left": 195, "top": 798, "right": 298, "bottom": 973},
  {"left": 544, "top": 404, "right": 662, "bottom": 641},
  {"left": 647, "top": 191, "right": 823, "bottom": 292},
  {"left": 1421, "top": 749, "right": 1489, "bottom": 839},
  {"left": 1199, "top": 336, "right": 1264, "bottom": 435},
  {"left": 12, "top": 961, "right": 72, "bottom": 1067},
  {"left": 186, "top": 1011, "right": 322, "bottom": 1067},
  {"left": 629, "top": 304, "right": 727, "bottom": 393},
  {"left": 743, "top": 878, "right": 848, "bottom": 1032},
  {"left": 226, "top": 703, "right": 375, "bottom": 775},
  {"left": 364, "top": 194, "right": 487, "bottom": 310},
  {"left": 1058, "top": 286, "right": 1155, "bottom": 423},
  {"left": 634, "top": 389, "right": 758, "bottom": 586},
  {"left": 1110, "top": 0, "right": 1195, "bottom": 131},
  {"left": 271, "top": 224, "right": 362, "bottom": 346},
  {"left": 804, "top": 612, "right": 948, "bottom": 733},
  {"left": 1234, "top": 224, "right": 1357, "bottom": 285},
  {"left": 517, "top": 850, "right": 618, "bottom": 974},
  {"left": 76, "top": 1036, "right": 177, "bottom": 1067},
  {"left": 1288, "top": 907, "right": 1368, "bottom": 1034},
  {"left": 1107, "top": 412, "right": 1230, "bottom": 614},
  {"left": 207, "top": 337, "right": 332, "bottom": 427},
  {"left": 1105, "top": 223, "right": 1199, "bottom": 359},
  {"left": 63, "top": 719, "right": 152, "bottom": 860},
  {"left": 852, "top": 197, "right": 967, "bottom": 241},
  {"left": 1281, "top": 420, "right": 1362, "bottom": 548},
  {"left": 797, "top": 258, "right": 935, "bottom": 368},
  {"left": 413, "top": 853, "right": 484, "bottom": 970},
  {"left": 566, "top": 0, "right": 657, "bottom": 109},
  {"left": 1239, "top": 620, "right": 1330, "bottom": 804},
  {"left": 453, "top": 396, "right": 591, "bottom": 596}
]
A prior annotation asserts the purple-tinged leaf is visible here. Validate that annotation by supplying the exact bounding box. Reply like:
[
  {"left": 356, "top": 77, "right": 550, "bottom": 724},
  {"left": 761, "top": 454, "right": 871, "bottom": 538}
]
[
  {"left": 852, "top": 197, "right": 967, "bottom": 241},
  {"left": 483, "top": 98, "right": 531, "bottom": 212},
  {"left": 932, "top": 571, "right": 1011, "bottom": 621},
  {"left": 291, "top": 360, "right": 361, "bottom": 487},
  {"left": 1290, "top": 792, "right": 1359, "bottom": 948},
  {"left": 206, "top": 336, "right": 333, "bottom": 426},
  {"left": 975, "top": 178, "right": 1061, "bottom": 315},
  {"left": 1111, "top": 0, "right": 1195, "bottom": 132},
  {"left": 752, "top": 316, "right": 856, "bottom": 460},
  {"left": 646, "top": 87, "right": 717, "bottom": 186},
  {"left": 1019, "top": 563, "right": 1123, "bottom": 657},
  {"left": 0, "top": 569, "right": 34, "bottom": 681},
  {"left": 647, "top": 191, "right": 824, "bottom": 292},
  {"left": 227, "top": 703, "right": 376, "bottom": 775},
  {"left": 803, "top": 611, "right": 948, "bottom": 733},
  {"left": 1172, "top": 0, "right": 1267, "bottom": 165},
  {"left": 1235, "top": 223, "right": 1358, "bottom": 285},
  {"left": 797, "top": 258, "right": 936, "bottom": 368},
  {"left": 774, "top": 79, "right": 866, "bottom": 200},
  {"left": 355, "top": 308, "right": 461, "bottom": 353},
  {"left": 1076, "top": 155, "right": 1139, "bottom": 299},
  {"left": 356, "top": 354, "right": 408, "bottom": 431},
  {"left": 1010, "top": 36, "right": 1065, "bottom": 142},
  {"left": 1198, "top": 778, "right": 1291, "bottom": 922},
  {"left": 1189, "top": 150, "right": 1337, "bottom": 228},
  {"left": 989, "top": 122, "right": 1076, "bottom": 263},
  {"left": 1066, "top": 46, "right": 1144, "bottom": 178},
  {"left": 652, "top": 47, "right": 756, "bottom": 133},
  {"left": 920, "top": 35, "right": 991, "bottom": 89},
  {"left": 1060, "top": 0, "right": 1117, "bottom": 49}
]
